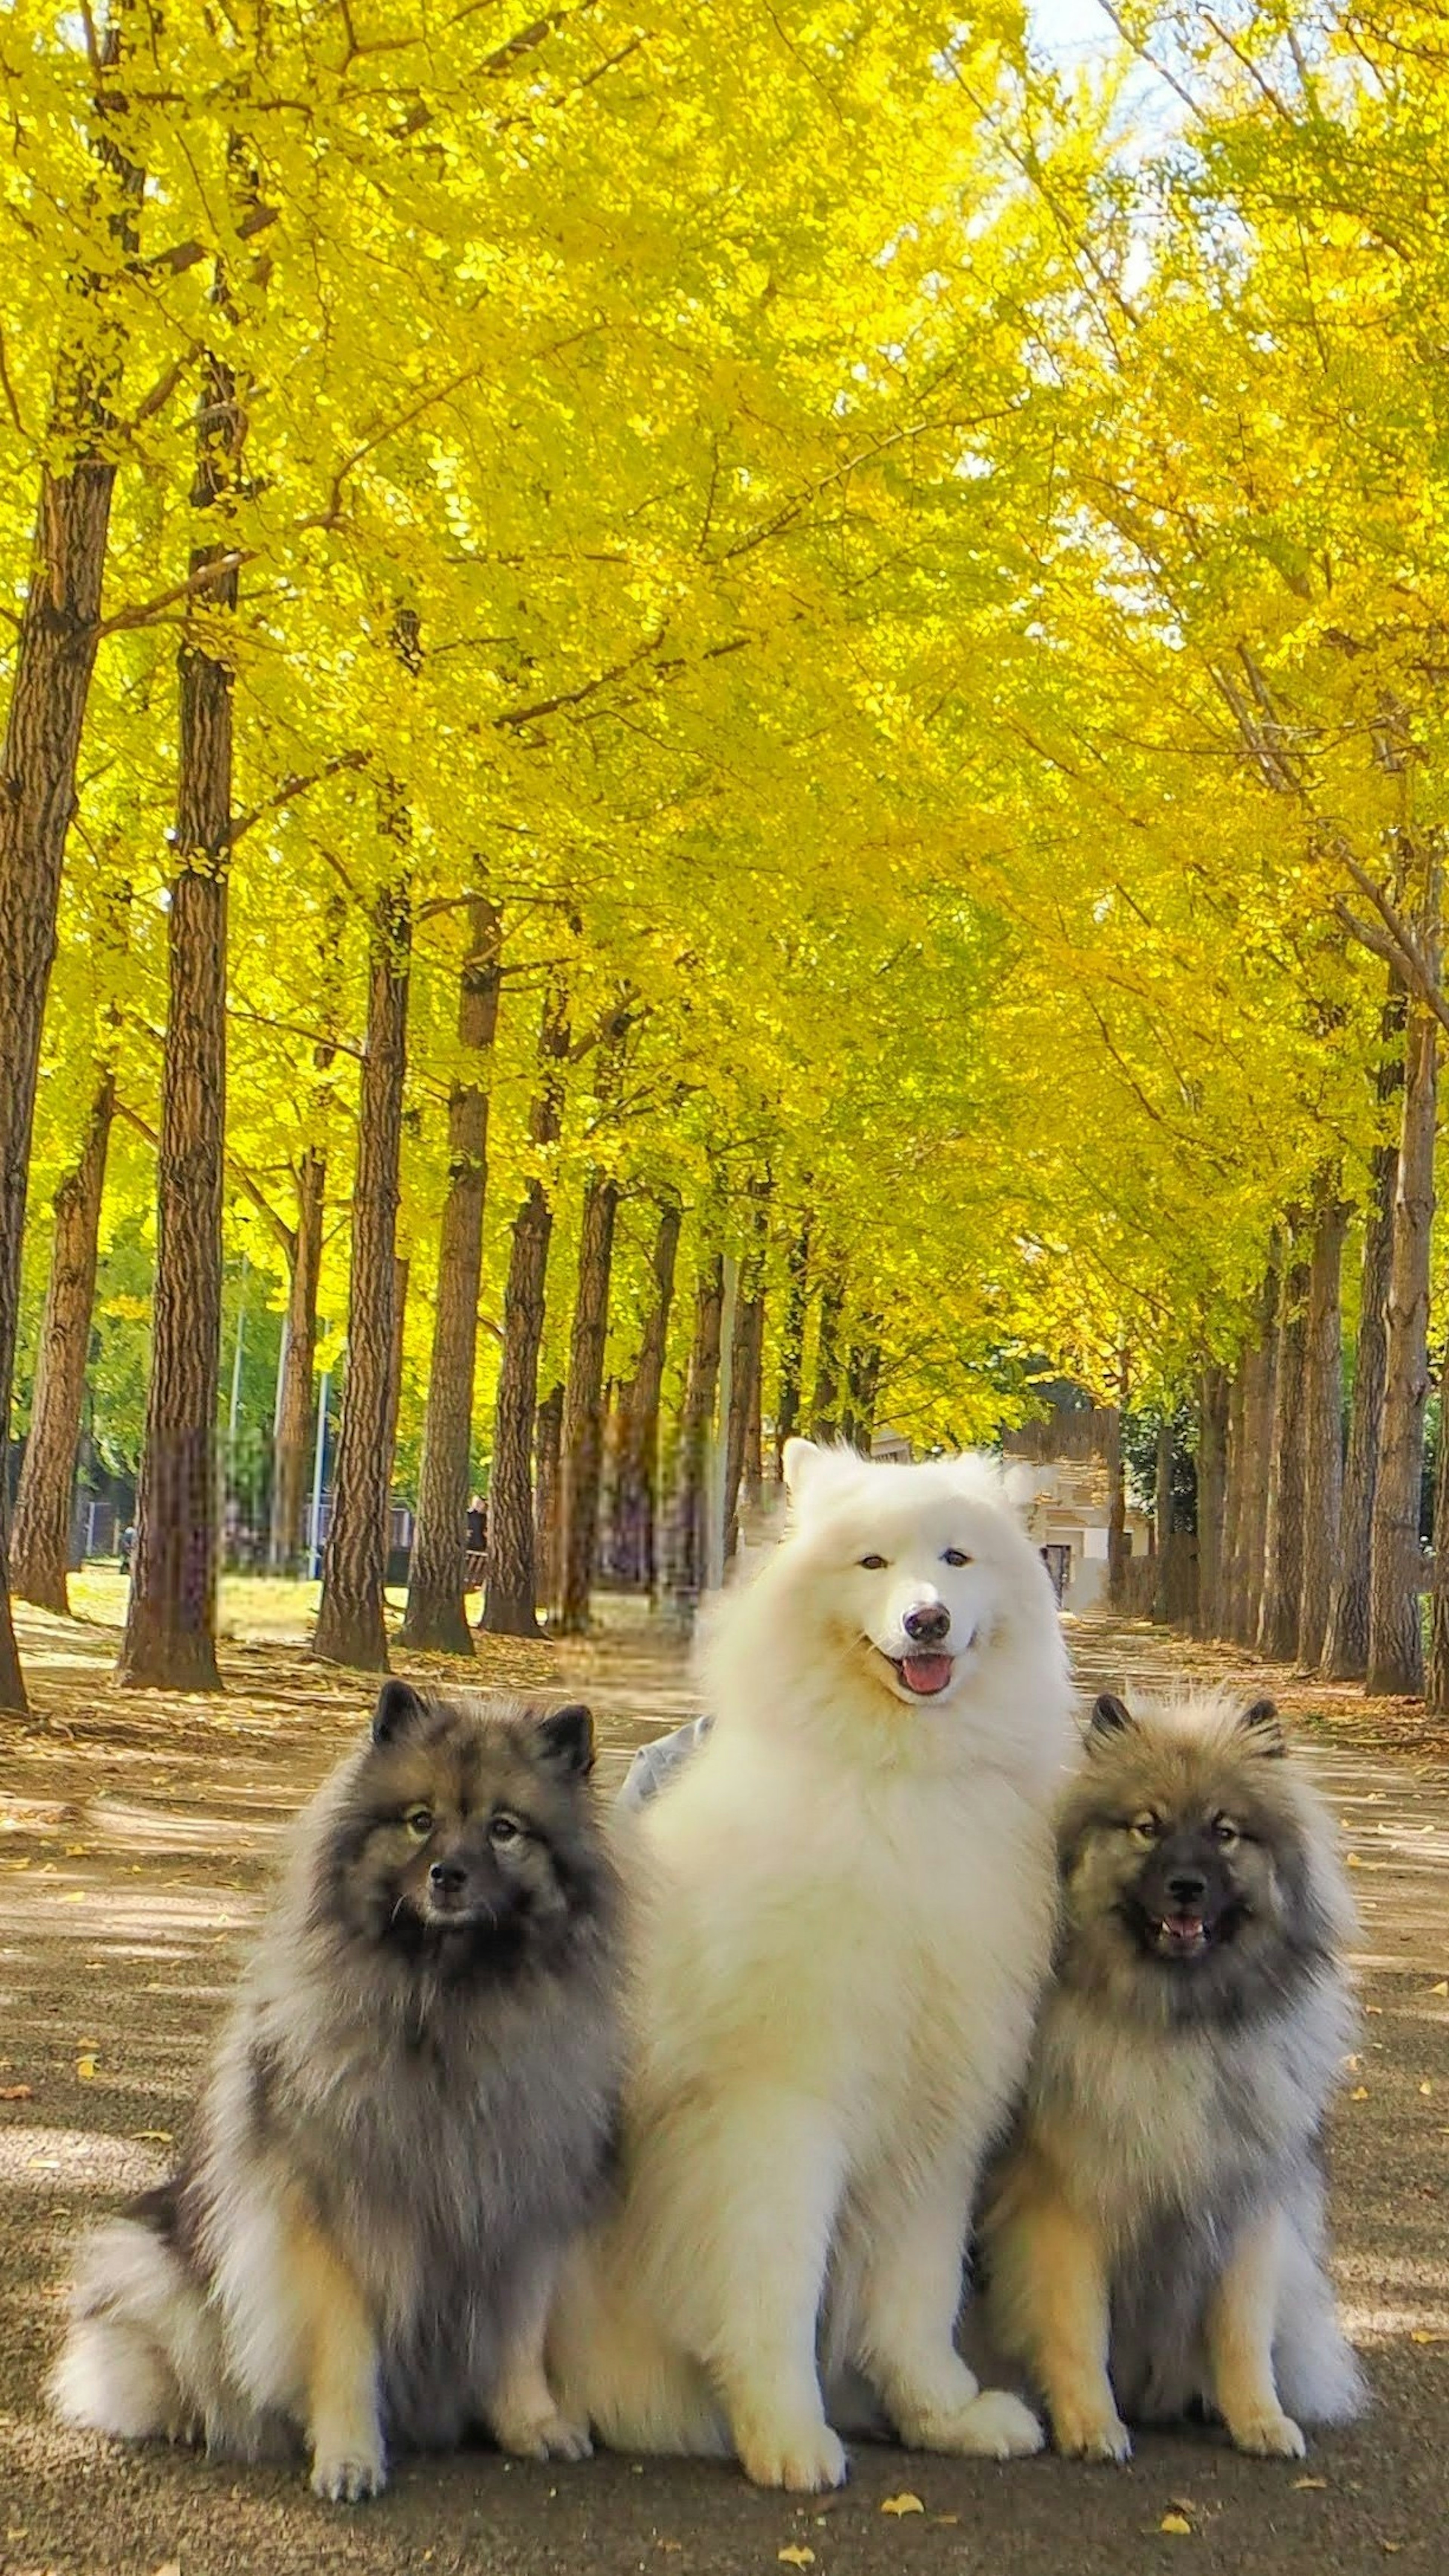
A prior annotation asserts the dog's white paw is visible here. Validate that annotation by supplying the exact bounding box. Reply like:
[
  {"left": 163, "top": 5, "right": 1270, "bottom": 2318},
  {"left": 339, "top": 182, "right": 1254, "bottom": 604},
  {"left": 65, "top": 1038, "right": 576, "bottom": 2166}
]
[
  {"left": 310, "top": 2447, "right": 387, "bottom": 2503},
  {"left": 735, "top": 2416, "right": 849, "bottom": 2492},
  {"left": 494, "top": 2405, "right": 594, "bottom": 2464},
  {"left": 915, "top": 2387, "right": 1044, "bottom": 2461},
  {"left": 1229, "top": 2408, "right": 1306, "bottom": 2460},
  {"left": 1051, "top": 2399, "right": 1133, "bottom": 2463}
]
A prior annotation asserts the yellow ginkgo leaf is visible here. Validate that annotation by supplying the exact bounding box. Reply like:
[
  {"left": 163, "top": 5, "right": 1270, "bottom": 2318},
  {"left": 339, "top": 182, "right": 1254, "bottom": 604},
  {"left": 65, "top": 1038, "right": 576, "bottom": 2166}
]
[
  {"left": 76, "top": 2055, "right": 99, "bottom": 2080},
  {"left": 1159, "top": 2512, "right": 1192, "bottom": 2535},
  {"left": 1430, "top": 1982, "right": 1448, "bottom": 1998},
  {"left": 777, "top": 2548, "right": 816, "bottom": 2567},
  {"left": 880, "top": 2494, "right": 924, "bottom": 2516},
  {"left": 1349, "top": 2086, "right": 1370, "bottom": 2101}
]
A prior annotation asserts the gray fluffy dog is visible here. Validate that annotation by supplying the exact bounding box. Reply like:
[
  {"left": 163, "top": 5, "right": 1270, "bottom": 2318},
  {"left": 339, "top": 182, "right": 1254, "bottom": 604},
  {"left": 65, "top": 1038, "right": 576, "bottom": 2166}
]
[
  {"left": 980, "top": 1686, "right": 1365, "bottom": 2461},
  {"left": 51, "top": 1682, "right": 624, "bottom": 2500}
]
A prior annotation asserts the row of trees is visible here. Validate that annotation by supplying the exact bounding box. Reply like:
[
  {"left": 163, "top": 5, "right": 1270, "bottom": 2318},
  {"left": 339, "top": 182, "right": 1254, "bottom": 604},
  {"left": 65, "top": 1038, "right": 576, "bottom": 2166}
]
[{"left": 5, "top": 3, "right": 1449, "bottom": 1712}]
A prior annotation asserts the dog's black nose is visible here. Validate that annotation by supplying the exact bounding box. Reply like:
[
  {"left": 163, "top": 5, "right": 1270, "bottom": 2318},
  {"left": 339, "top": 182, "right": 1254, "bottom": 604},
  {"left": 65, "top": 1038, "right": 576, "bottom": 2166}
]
[
  {"left": 429, "top": 1861, "right": 467, "bottom": 1896},
  {"left": 1167, "top": 1870, "right": 1208, "bottom": 1908},
  {"left": 903, "top": 1603, "right": 950, "bottom": 1644}
]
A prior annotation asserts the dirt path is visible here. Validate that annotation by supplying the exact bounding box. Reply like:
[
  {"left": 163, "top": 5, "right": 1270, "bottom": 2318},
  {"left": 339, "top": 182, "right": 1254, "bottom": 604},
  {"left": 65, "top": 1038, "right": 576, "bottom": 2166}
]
[{"left": 3, "top": 1604, "right": 1447, "bottom": 2575}]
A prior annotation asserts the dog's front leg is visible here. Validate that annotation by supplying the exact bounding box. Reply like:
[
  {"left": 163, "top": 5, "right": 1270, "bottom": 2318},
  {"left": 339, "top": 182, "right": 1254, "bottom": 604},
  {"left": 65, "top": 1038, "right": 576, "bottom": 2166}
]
[
  {"left": 983, "top": 2171, "right": 1129, "bottom": 2462},
  {"left": 852, "top": 2163, "right": 1042, "bottom": 2461},
  {"left": 1206, "top": 2205, "right": 1306, "bottom": 2458},
  {"left": 287, "top": 2210, "right": 386, "bottom": 2502},
  {"left": 681, "top": 2086, "right": 849, "bottom": 2491},
  {"left": 488, "top": 2250, "right": 593, "bottom": 2463}
]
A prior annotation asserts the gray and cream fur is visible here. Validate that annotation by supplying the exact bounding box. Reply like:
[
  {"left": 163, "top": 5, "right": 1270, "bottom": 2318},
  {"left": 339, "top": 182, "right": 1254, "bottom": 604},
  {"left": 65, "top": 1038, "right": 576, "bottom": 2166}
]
[
  {"left": 979, "top": 1687, "right": 1364, "bottom": 2461},
  {"left": 51, "top": 1683, "right": 624, "bottom": 2500}
]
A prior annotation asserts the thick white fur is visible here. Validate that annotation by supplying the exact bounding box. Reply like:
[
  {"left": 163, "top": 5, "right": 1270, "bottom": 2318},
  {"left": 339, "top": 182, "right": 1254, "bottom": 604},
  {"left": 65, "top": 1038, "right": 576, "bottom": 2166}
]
[{"left": 551, "top": 1439, "right": 1075, "bottom": 2489}]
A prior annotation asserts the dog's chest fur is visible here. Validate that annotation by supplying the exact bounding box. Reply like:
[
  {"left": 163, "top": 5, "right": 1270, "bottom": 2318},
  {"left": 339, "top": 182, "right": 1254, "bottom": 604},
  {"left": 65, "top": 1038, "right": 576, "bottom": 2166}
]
[
  {"left": 637, "top": 1748, "right": 1057, "bottom": 2161},
  {"left": 1026, "top": 1991, "right": 1332, "bottom": 2248}
]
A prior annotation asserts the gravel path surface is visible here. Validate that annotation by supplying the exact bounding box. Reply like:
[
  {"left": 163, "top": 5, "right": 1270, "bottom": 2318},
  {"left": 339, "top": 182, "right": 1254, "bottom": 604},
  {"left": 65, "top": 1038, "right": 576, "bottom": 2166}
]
[{"left": 3, "top": 1605, "right": 1447, "bottom": 2576}]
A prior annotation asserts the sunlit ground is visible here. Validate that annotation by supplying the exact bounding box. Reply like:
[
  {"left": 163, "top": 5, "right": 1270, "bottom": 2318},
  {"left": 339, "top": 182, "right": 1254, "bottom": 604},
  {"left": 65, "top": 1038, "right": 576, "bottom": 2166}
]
[{"left": 68, "top": 1566, "right": 442, "bottom": 1644}]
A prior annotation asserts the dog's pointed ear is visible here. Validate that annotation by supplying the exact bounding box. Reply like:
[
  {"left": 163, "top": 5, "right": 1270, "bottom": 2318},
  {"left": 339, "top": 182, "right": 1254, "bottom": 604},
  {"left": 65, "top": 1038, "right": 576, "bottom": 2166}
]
[
  {"left": 372, "top": 1678, "right": 429, "bottom": 1744},
  {"left": 534, "top": 1702, "right": 595, "bottom": 1777},
  {"left": 1238, "top": 1696, "right": 1286, "bottom": 1756},
  {"left": 1088, "top": 1691, "right": 1134, "bottom": 1742},
  {"left": 783, "top": 1436, "right": 826, "bottom": 1503}
]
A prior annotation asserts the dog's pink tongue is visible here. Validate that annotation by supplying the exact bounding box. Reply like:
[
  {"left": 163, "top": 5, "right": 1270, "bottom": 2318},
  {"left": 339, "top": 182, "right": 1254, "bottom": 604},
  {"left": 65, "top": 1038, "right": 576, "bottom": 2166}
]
[{"left": 901, "top": 1653, "right": 954, "bottom": 1695}]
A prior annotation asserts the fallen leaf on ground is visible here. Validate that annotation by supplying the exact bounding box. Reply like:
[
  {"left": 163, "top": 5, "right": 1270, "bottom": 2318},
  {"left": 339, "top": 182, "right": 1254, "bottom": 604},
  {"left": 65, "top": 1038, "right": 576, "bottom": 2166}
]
[
  {"left": 778, "top": 2549, "right": 815, "bottom": 2567},
  {"left": 1350, "top": 2086, "right": 1371, "bottom": 2101},
  {"left": 75, "top": 2055, "right": 99, "bottom": 2080},
  {"left": 1159, "top": 2513, "right": 1192, "bottom": 2535},
  {"left": 61, "top": 1887, "right": 84, "bottom": 1902},
  {"left": 881, "top": 2495, "right": 924, "bottom": 2517},
  {"left": 1409, "top": 2329, "right": 1445, "bottom": 2344},
  {"left": 132, "top": 2128, "right": 172, "bottom": 2145},
  {"left": 1292, "top": 2477, "right": 1328, "bottom": 2490},
  {"left": 1431, "top": 1981, "right": 1448, "bottom": 1998},
  {"left": 0, "top": 2084, "right": 33, "bottom": 2102}
]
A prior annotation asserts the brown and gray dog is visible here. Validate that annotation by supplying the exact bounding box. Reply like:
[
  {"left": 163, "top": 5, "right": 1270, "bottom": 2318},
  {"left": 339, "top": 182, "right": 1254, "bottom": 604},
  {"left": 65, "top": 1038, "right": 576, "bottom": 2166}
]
[
  {"left": 52, "top": 1683, "right": 624, "bottom": 2500},
  {"left": 979, "top": 1687, "right": 1365, "bottom": 2461}
]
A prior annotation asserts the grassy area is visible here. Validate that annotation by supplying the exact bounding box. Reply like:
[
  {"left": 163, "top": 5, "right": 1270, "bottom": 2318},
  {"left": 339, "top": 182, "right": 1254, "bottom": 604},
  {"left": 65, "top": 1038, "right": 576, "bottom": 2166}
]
[{"left": 66, "top": 1566, "right": 447, "bottom": 1646}]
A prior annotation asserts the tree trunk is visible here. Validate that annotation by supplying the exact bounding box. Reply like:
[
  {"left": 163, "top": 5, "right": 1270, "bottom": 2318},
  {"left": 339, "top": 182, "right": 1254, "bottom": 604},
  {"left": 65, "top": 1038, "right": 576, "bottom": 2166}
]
[
  {"left": 1240, "top": 1269, "right": 1279, "bottom": 1649},
  {"left": 534, "top": 1381, "right": 564, "bottom": 1615},
  {"left": 608, "top": 1196, "right": 681, "bottom": 1589},
  {"left": 1219, "top": 1358, "right": 1247, "bottom": 1641},
  {"left": 1427, "top": 1346, "right": 1449, "bottom": 1714},
  {"left": 1296, "top": 1189, "right": 1347, "bottom": 1669},
  {"left": 1259, "top": 1251, "right": 1309, "bottom": 1662},
  {"left": 1324, "top": 989, "right": 1404, "bottom": 1678},
  {"left": 313, "top": 882, "right": 411, "bottom": 1670},
  {"left": 119, "top": 355, "right": 242, "bottom": 1694},
  {"left": 400, "top": 894, "right": 502, "bottom": 1652},
  {"left": 117, "top": 864, "right": 228, "bottom": 1690},
  {"left": 382, "top": 1252, "right": 408, "bottom": 1561},
  {"left": 556, "top": 1168, "right": 620, "bottom": 1633},
  {"left": 268, "top": 1146, "right": 325, "bottom": 1574},
  {"left": 723, "top": 1287, "right": 764, "bottom": 1561},
  {"left": 1368, "top": 1004, "right": 1438, "bottom": 1697},
  {"left": 480, "top": 980, "right": 568, "bottom": 1638},
  {"left": 1195, "top": 1363, "right": 1228, "bottom": 1641},
  {"left": 846, "top": 1339, "right": 881, "bottom": 1458},
  {"left": 0, "top": 62, "right": 140, "bottom": 1709},
  {"left": 1106, "top": 1359, "right": 1129, "bottom": 1608},
  {"left": 774, "top": 1215, "right": 811, "bottom": 1472},
  {"left": 1152, "top": 1417, "right": 1174, "bottom": 1623},
  {"left": 11, "top": 1075, "right": 115, "bottom": 1613},
  {"left": 666, "top": 1254, "right": 724, "bottom": 1607},
  {"left": 745, "top": 1323, "right": 766, "bottom": 1506},
  {"left": 810, "top": 1270, "right": 844, "bottom": 1443},
  {"left": 0, "top": 475, "right": 119, "bottom": 1704}
]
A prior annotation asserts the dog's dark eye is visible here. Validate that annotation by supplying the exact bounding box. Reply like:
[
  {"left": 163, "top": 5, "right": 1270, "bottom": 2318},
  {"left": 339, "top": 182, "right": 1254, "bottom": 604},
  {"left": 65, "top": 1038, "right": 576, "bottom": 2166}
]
[
  {"left": 1129, "top": 1812, "right": 1161, "bottom": 1843},
  {"left": 942, "top": 1547, "right": 972, "bottom": 1567},
  {"left": 1211, "top": 1815, "right": 1240, "bottom": 1845},
  {"left": 858, "top": 1554, "right": 889, "bottom": 1571},
  {"left": 404, "top": 1806, "right": 433, "bottom": 1840},
  {"left": 489, "top": 1813, "right": 522, "bottom": 1845}
]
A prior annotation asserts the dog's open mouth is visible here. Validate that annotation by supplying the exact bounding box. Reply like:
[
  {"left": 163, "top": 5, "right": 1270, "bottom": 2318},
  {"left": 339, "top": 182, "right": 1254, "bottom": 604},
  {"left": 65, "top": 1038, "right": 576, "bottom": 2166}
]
[
  {"left": 1150, "top": 1912, "right": 1211, "bottom": 1959},
  {"left": 882, "top": 1649, "right": 956, "bottom": 1698}
]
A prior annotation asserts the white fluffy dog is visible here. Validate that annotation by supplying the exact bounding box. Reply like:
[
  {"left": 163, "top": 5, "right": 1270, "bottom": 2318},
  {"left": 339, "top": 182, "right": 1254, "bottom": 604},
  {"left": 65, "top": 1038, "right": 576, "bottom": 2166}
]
[{"left": 551, "top": 1437, "right": 1075, "bottom": 2490}]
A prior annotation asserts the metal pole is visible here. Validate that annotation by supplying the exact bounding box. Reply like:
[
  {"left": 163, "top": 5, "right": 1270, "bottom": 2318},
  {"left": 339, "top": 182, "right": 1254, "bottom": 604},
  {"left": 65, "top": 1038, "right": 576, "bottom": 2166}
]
[
  {"left": 706, "top": 1255, "right": 739, "bottom": 1595},
  {"left": 309, "top": 1364, "right": 330, "bottom": 1581}
]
